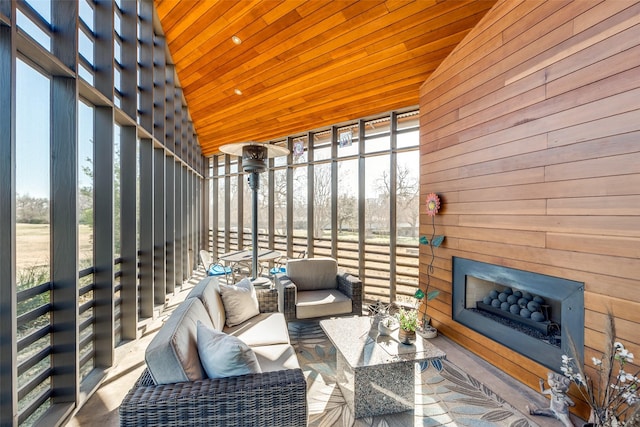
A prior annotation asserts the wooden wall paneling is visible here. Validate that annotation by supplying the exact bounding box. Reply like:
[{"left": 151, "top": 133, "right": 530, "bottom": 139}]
[
  {"left": 584, "top": 291, "right": 640, "bottom": 321},
  {"left": 498, "top": 0, "right": 571, "bottom": 45},
  {"left": 546, "top": 232, "right": 640, "bottom": 258},
  {"left": 548, "top": 107, "right": 640, "bottom": 148},
  {"left": 584, "top": 328, "right": 639, "bottom": 375},
  {"left": 424, "top": 134, "right": 548, "bottom": 176},
  {"left": 419, "top": 2, "right": 640, "bottom": 417},
  {"left": 421, "top": 2, "right": 595, "bottom": 126},
  {"left": 424, "top": 168, "right": 546, "bottom": 193},
  {"left": 456, "top": 240, "right": 637, "bottom": 280},
  {"left": 586, "top": 310, "right": 639, "bottom": 348},
  {"left": 463, "top": 138, "right": 637, "bottom": 180},
  {"left": 545, "top": 37, "right": 640, "bottom": 99},
  {"left": 440, "top": 225, "right": 547, "bottom": 248},
  {"left": 456, "top": 71, "right": 547, "bottom": 120},
  {"left": 459, "top": 214, "right": 639, "bottom": 239},
  {"left": 573, "top": 1, "right": 638, "bottom": 34},
  {"left": 545, "top": 151, "right": 640, "bottom": 182},
  {"left": 547, "top": 194, "right": 640, "bottom": 216},
  {"left": 445, "top": 200, "right": 547, "bottom": 216},
  {"left": 456, "top": 174, "right": 640, "bottom": 204},
  {"left": 429, "top": 79, "right": 640, "bottom": 149}
]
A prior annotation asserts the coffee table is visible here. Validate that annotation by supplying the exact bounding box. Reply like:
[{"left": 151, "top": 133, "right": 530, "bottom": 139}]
[{"left": 320, "top": 316, "right": 446, "bottom": 418}]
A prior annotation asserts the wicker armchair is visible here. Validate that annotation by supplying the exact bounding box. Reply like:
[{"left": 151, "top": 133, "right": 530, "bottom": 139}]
[
  {"left": 274, "top": 257, "right": 363, "bottom": 321},
  {"left": 119, "top": 288, "right": 307, "bottom": 426}
]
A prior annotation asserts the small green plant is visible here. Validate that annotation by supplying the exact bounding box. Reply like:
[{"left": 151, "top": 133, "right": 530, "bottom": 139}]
[{"left": 396, "top": 307, "right": 420, "bottom": 332}]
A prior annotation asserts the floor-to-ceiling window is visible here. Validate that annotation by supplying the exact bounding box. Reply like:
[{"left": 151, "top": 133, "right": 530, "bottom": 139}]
[
  {"left": 78, "top": 100, "right": 96, "bottom": 382},
  {"left": 0, "top": 1, "right": 204, "bottom": 425},
  {"left": 211, "top": 109, "right": 420, "bottom": 303},
  {"left": 15, "top": 57, "right": 52, "bottom": 426}
]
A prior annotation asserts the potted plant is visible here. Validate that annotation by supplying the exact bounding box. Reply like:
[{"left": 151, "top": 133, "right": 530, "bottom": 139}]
[
  {"left": 396, "top": 307, "right": 420, "bottom": 345},
  {"left": 560, "top": 313, "right": 639, "bottom": 426},
  {"left": 377, "top": 315, "right": 398, "bottom": 336}
]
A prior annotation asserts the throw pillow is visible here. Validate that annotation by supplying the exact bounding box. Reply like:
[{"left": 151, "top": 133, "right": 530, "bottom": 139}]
[
  {"left": 219, "top": 277, "right": 260, "bottom": 326},
  {"left": 196, "top": 321, "right": 261, "bottom": 379}
]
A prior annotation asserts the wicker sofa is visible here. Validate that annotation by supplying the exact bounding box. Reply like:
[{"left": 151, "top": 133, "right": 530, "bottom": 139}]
[{"left": 119, "top": 277, "right": 307, "bottom": 426}]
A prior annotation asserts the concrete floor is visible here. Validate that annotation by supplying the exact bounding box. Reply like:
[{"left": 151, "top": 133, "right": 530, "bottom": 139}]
[{"left": 65, "top": 272, "right": 578, "bottom": 427}]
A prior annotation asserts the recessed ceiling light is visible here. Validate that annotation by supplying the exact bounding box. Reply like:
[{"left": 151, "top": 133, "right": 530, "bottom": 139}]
[
  {"left": 234, "top": 88, "right": 242, "bottom": 95},
  {"left": 232, "top": 35, "right": 242, "bottom": 45}
]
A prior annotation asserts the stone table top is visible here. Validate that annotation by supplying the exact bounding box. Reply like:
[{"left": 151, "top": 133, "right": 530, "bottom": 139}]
[{"left": 320, "top": 316, "right": 446, "bottom": 368}]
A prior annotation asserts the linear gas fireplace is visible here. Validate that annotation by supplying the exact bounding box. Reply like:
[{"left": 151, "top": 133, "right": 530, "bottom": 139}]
[{"left": 452, "top": 257, "right": 584, "bottom": 370}]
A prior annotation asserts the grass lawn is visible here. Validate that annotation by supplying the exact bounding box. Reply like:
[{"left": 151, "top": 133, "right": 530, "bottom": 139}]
[{"left": 16, "top": 223, "right": 93, "bottom": 271}]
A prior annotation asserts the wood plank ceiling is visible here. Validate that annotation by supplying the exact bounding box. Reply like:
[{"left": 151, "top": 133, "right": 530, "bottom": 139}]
[{"left": 154, "top": 0, "right": 497, "bottom": 156}]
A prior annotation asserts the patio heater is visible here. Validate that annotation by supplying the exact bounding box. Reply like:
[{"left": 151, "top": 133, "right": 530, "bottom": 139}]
[{"left": 219, "top": 142, "right": 289, "bottom": 281}]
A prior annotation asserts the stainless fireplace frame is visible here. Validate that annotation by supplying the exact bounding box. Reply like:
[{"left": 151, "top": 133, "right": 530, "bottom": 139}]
[{"left": 452, "top": 257, "right": 584, "bottom": 370}]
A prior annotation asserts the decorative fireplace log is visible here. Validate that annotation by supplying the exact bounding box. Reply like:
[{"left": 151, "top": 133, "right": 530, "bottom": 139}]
[{"left": 476, "top": 301, "right": 558, "bottom": 336}]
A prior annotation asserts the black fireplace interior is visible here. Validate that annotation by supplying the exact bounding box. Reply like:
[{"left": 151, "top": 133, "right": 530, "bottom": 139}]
[{"left": 452, "top": 257, "right": 584, "bottom": 371}]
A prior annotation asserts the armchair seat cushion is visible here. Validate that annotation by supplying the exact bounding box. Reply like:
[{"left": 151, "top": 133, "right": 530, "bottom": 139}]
[
  {"left": 296, "top": 289, "right": 352, "bottom": 319},
  {"left": 252, "top": 344, "right": 301, "bottom": 373},
  {"left": 223, "top": 312, "right": 290, "bottom": 347}
]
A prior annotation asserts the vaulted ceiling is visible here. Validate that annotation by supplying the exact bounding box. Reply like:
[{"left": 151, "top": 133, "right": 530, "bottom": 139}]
[{"left": 154, "top": 0, "right": 497, "bottom": 156}]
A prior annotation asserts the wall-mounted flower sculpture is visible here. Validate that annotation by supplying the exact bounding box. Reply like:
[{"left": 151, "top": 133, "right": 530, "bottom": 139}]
[
  {"left": 416, "top": 193, "right": 444, "bottom": 336},
  {"left": 425, "top": 193, "right": 440, "bottom": 216}
]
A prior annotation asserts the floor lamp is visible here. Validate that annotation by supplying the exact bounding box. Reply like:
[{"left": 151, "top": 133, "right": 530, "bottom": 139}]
[{"left": 219, "top": 142, "right": 289, "bottom": 281}]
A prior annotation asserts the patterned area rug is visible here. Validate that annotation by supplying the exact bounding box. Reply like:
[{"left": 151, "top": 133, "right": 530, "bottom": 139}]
[{"left": 288, "top": 321, "right": 539, "bottom": 427}]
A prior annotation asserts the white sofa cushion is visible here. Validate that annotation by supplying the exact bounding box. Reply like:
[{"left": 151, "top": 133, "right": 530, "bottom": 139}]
[
  {"left": 252, "top": 344, "right": 301, "bottom": 373},
  {"left": 197, "top": 321, "right": 262, "bottom": 379},
  {"left": 219, "top": 278, "right": 260, "bottom": 327},
  {"left": 287, "top": 258, "right": 337, "bottom": 291},
  {"left": 145, "top": 298, "right": 211, "bottom": 385},
  {"left": 223, "top": 312, "right": 290, "bottom": 347},
  {"left": 186, "top": 276, "right": 226, "bottom": 330},
  {"left": 296, "top": 289, "right": 352, "bottom": 319}
]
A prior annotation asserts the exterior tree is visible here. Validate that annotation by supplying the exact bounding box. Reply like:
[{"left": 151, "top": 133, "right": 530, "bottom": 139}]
[
  {"left": 313, "top": 164, "right": 331, "bottom": 238},
  {"left": 377, "top": 165, "right": 419, "bottom": 238},
  {"left": 16, "top": 194, "right": 49, "bottom": 224},
  {"left": 337, "top": 193, "right": 357, "bottom": 233}
]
